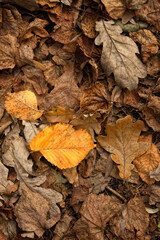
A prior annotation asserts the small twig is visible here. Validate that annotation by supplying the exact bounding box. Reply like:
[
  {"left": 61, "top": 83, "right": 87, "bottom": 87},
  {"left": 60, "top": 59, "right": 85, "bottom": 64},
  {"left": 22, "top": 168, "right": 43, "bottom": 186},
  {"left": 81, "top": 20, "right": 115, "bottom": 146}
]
[{"left": 106, "top": 185, "right": 126, "bottom": 202}]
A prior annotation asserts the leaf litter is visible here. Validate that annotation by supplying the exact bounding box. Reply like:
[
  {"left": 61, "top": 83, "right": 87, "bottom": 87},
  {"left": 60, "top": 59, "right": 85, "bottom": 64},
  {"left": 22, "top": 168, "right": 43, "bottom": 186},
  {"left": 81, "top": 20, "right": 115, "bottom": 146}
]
[{"left": 0, "top": 1, "right": 160, "bottom": 239}]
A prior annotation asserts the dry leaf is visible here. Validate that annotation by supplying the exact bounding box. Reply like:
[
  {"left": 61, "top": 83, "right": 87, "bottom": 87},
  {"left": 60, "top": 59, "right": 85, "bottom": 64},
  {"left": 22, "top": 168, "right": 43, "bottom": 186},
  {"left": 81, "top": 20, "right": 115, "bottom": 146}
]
[
  {"left": 95, "top": 20, "right": 147, "bottom": 91},
  {"left": 134, "top": 137, "right": 160, "bottom": 184},
  {"left": 74, "top": 193, "right": 122, "bottom": 240},
  {"left": 5, "top": 90, "right": 43, "bottom": 121},
  {"left": 135, "top": 0, "right": 160, "bottom": 30},
  {"left": 30, "top": 123, "right": 95, "bottom": 169},
  {"left": 62, "top": 167, "right": 79, "bottom": 187},
  {"left": 45, "top": 106, "right": 76, "bottom": 124},
  {"left": 97, "top": 115, "right": 150, "bottom": 179},
  {"left": 147, "top": 55, "right": 160, "bottom": 76},
  {"left": 101, "top": 0, "right": 147, "bottom": 20},
  {"left": 81, "top": 13, "right": 97, "bottom": 38},
  {"left": 43, "top": 61, "right": 81, "bottom": 110},
  {"left": 80, "top": 81, "right": 111, "bottom": 113},
  {"left": 149, "top": 163, "right": 160, "bottom": 182},
  {"left": 110, "top": 197, "right": 149, "bottom": 239},
  {"left": 129, "top": 29, "right": 159, "bottom": 62}
]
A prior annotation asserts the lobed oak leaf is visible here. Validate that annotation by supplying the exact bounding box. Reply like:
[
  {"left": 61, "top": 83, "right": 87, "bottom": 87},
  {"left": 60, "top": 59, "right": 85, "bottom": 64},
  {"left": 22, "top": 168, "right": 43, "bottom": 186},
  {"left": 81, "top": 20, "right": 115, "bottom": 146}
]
[
  {"left": 5, "top": 90, "right": 43, "bottom": 121},
  {"left": 30, "top": 123, "right": 95, "bottom": 169},
  {"left": 95, "top": 20, "right": 147, "bottom": 91},
  {"left": 97, "top": 115, "right": 150, "bottom": 180}
]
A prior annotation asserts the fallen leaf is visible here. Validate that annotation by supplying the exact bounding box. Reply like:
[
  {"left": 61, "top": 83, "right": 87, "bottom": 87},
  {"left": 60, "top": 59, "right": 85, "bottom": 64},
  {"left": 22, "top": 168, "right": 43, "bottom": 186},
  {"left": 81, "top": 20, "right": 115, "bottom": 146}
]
[
  {"left": 101, "top": 0, "right": 147, "bottom": 20},
  {"left": 134, "top": 137, "right": 160, "bottom": 184},
  {"left": 70, "top": 113, "right": 101, "bottom": 140},
  {"left": 5, "top": 90, "right": 43, "bottom": 121},
  {"left": 135, "top": 0, "right": 160, "bottom": 30},
  {"left": 142, "top": 107, "right": 160, "bottom": 132},
  {"left": 147, "top": 55, "right": 160, "bottom": 76},
  {"left": 149, "top": 163, "right": 160, "bottom": 182},
  {"left": 0, "top": 162, "right": 13, "bottom": 195},
  {"left": 45, "top": 106, "right": 76, "bottom": 124},
  {"left": 149, "top": 185, "right": 160, "bottom": 205},
  {"left": 148, "top": 95, "right": 160, "bottom": 115},
  {"left": 129, "top": 29, "right": 159, "bottom": 62},
  {"left": 95, "top": 20, "right": 147, "bottom": 90},
  {"left": 30, "top": 123, "right": 95, "bottom": 169},
  {"left": 74, "top": 193, "right": 122, "bottom": 240},
  {"left": 62, "top": 167, "right": 79, "bottom": 187},
  {"left": 81, "top": 13, "right": 97, "bottom": 38},
  {"left": 97, "top": 115, "right": 150, "bottom": 179},
  {"left": 80, "top": 81, "right": 111, "bottom": 113},
  {"left": 43, "top": 61, "right": 81, "bottom": 110},
  {"left": 110, "top": 197, "right": 149, "bottom": 239}
]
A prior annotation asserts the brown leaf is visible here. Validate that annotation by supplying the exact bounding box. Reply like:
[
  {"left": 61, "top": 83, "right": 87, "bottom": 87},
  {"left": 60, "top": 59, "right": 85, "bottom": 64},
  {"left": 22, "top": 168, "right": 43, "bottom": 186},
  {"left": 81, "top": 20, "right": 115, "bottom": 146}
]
[
  {"left": 95, "top": 20, "right": 147, "bottom": 90},
  {"left": 81, "top": 13, "right": 97, "bottom": 38},
  {"left": 147, "top": 55, "right": 160, "bottom": 76},
  {"left": 101, "top": 0, "right": 147, "bottom": 20},
  {"left": 134, "top": 137, "right": 160, "bottom": 184},
  {"left": 74, "top": 193, "right": 122, "bottom": 240},
  {"left": 62, "top": 167, "right": 79, "bottom": 187},
  {"left": 110, "top": 197, "right": 149, "bottom": 239},
  {"left": 43, "top": 61, "right": 81, "bottom": 110},
  {"left": 148, "top": 95, "right": 160, "bottom": 115},
  {"left": 0, "top": 162, "right": 13, "bottom": 195},
  {"left": 129, "top": 29, "right": 159, "bottom": 62},
  {"left": 14, "top": 183, "right": 59, "bottom": 237},
  {"left": 80, "top": 81, "right": 111, "bottom": 113},
  {"left": 70, "top": 113, "right": 101, "bottom": 140},
  {"left": 135, "top": 0, "right": 160, "bottom": 30},
  {"left": 97, "top": 116, "right": 150, "bottom": 179},
  {"left": 142, "top": 107, "right": 160, "bottom": 132},
  {"left": 45, "top": 106, "right": 76, "bottom": 124},
  {"left": 149, "top": 163, "right": 160, "bottom": 182},
  {"left": 149, "top": 185, "right": 160, "bottom": 205}
]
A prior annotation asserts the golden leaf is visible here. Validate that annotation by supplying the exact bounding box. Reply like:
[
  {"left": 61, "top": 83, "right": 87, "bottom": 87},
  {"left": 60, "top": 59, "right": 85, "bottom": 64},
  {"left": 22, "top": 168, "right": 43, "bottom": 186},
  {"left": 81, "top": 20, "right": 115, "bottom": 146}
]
[
  {"left": 5, "top": 90, "right": 43, "bottom": 121},
  {"left": 30, "top": 123, "right": 95, "bottom": 169},
  {"left": 97, "top": 115, "right": 150, "bottom": 179}
]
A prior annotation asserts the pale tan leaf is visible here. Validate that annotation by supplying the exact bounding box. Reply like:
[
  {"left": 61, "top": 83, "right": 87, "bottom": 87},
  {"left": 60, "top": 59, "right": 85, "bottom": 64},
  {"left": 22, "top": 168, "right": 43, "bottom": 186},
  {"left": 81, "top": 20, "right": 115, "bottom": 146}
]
[{"left": 95, "top": 20, "right": 147, "bottom": 90}]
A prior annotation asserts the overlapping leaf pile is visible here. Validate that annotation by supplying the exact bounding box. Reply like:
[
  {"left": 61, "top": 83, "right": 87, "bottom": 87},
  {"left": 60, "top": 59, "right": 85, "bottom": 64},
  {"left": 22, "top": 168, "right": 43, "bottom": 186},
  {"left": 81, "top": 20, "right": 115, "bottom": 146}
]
[{"left": 0, "top": 0, "right": 160, "bottom": 239}]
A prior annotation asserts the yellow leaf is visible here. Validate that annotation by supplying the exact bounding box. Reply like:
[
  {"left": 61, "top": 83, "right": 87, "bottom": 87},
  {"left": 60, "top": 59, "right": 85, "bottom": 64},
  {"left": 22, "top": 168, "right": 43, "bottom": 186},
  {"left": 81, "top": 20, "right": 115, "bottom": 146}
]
[
  {"left": 5, "top": 90, "right": 43, "bottom": 121},
  {"left": 97, "top": 115, "right": 150, "bottom": 180},
  {"left": 30, "top": 123, "right": 95, "bottom": 169}
]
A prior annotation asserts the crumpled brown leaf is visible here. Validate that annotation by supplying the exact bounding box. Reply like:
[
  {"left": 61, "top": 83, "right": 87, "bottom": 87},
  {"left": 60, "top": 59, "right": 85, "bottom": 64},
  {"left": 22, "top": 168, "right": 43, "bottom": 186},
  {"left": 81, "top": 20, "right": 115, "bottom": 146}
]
[
  {"left": 149, "top": 163, "right": 160, "bottom": 182},
  {"left": 95, "top": 20, "right": 147, "bottom": 91},
  {"left": 135, "top": 0, "right": 160, "bottom": 30},
  {"left": 101, "top": 0, "right": 147, "bottom": 20},
  {"left": 80, "top": 81, "right": 111, "bottom": 113},
  {"left": 134, "top": 136, "right": 160, "bottom": 184},
  {"left": 129, "top": 29, "right": 159, "bottom": 62},
  {"left": 0, "top": 162, "right": 13, "bottom": 195},
  {"left": 147, "top": 55, "right": 160, "bottom": 76},
  {"left": 43, "top": 61, "right": 81, "bottom": 110},
  {"left": 97, "top": 115, "right": 150, "bottom": 179},
  {"left": 110, "top": 197, "right": 150, "bottom": 239},
  {"left": 2, "top": 126, "right": 62, "bottom": 237},
  {"left": 74, "top": 193, "right": 122, "bottom": 240}
]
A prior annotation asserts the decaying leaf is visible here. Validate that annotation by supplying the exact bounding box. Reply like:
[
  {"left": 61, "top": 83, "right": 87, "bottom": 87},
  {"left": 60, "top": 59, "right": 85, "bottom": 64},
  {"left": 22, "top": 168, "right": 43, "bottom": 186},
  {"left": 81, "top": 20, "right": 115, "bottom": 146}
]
[
  {"left": 74, "top": 193, "right": 122, "bottom": 240},
  {"left": 5, "top": 90, "right": 43, "bottom": 121},
  {"left": 147, "top": 55, "right": 160, "bottom": 76},
  {"left": 45, "top": 106, "right": 76, "bottom": 124},
  {"left": 134, "top": 136, "right": 160, "bottom": 184},
  {"left": 95, "top": 20, "right": 147, "bottom": 91},
  {"left": 30, "top": 123, "right": 95, "bottom": 169},
  {"left": 110, "top": 197, "right": 149, "bottom": 239},
  {"left": 129, "top": 29, "right": 159, "bottom": 62},
  {"left": 97, "top": 115, "right": 150, "bottom": 179},
  {"left": 80, "top": 81, "right": 111, "bottom": 113}
]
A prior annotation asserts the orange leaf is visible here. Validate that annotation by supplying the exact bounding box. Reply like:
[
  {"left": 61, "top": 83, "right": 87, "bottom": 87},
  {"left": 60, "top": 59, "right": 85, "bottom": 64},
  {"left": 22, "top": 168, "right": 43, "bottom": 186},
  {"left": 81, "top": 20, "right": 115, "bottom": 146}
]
[
  {"left": 5, "top": 90, "right": 43, "bottom": 121},
  {"left": 30, "top": 123, "right": 95, "bottom": 169},
  {"left": 97, "top": 116, "right": 150, "bottom": 180}
]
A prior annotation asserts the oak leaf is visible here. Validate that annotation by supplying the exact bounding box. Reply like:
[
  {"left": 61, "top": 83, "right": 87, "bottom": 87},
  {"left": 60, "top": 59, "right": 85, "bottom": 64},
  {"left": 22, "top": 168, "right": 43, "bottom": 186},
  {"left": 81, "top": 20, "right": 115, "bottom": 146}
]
[
  {"left": 97, "top": 116, "right": 149, "bottom": 179},
  {"left": 5, "top": 90, "right": 43, "bottom": 121},
  {"left": 95, "top": 20, "right": 147, "bottom": 90},
  {"left": 30, "top": 123, "right": 95, "bottom": 169}
]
